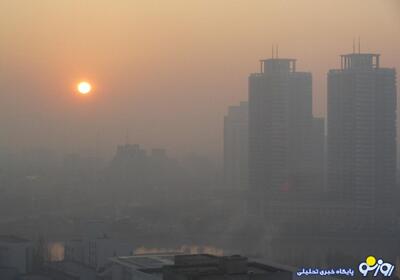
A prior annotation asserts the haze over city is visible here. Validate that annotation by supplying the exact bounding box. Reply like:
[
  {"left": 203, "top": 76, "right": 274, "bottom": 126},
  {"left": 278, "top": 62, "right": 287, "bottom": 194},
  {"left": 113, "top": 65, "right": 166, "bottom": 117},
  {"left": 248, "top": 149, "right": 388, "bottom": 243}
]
[
  {"left": 0, "top": 1, "right": 400, "bottom": 279},
  {"left": 0, "top": 0, "right": 399, "bottom": 161}
]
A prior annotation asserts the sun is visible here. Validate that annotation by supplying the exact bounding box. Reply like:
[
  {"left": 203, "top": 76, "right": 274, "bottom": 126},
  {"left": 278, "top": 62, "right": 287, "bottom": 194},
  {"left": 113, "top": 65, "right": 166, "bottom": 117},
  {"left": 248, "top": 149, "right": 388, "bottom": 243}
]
[{"left": 77, "top": 81, "right": 92, "bottom": 95}]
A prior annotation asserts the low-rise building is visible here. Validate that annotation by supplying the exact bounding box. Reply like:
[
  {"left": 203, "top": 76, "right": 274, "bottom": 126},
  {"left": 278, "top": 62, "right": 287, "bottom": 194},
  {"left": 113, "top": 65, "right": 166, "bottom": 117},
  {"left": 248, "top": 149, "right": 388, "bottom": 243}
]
[
  {"left": 106, "top": 253, "right": 177, "bottom": 280},
  {"left": 44, "top": 260, "right": 97, "bottom": 280},
  {"left": 106, "top": 253, "right": 294, "bottom": 280},
  {"left": 163, "top": 254, "right": 293, "bottom": 280},
  {"left": 0, "top": 235, "right": 34, "bottom": 275},
  {"left": 64, "top": 236, "right": 134, "bottom": 270}
]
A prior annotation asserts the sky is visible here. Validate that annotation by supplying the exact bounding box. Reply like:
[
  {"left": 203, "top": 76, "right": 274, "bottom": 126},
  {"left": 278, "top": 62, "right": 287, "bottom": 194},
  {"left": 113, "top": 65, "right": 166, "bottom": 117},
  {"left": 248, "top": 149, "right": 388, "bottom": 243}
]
[{"left": 0, "top": 0, "right": 399, "bottom": 162}]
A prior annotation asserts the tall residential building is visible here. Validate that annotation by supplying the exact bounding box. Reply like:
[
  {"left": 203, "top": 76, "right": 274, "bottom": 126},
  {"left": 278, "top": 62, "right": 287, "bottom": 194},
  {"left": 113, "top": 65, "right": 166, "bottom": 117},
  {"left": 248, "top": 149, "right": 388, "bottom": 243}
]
[
  {"left": 248, "top": 58, "right": 313, "bottom": 212},
  {"left": 327, "top": 53, "right": 397, "bottom": 213},
  {"left": 223, "top": 101, "right": 248, "bottom": 190}
]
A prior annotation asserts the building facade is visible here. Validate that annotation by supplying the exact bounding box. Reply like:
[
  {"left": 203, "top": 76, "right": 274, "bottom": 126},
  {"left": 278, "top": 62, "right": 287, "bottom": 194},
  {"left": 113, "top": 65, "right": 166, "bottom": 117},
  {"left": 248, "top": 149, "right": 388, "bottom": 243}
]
[
  {"left": 0, "top": 235, "right": 34, "bottom": 275},
  {"left": 223, "top": 101, "right": 248, "bottom": 190},
  {"left": 327, "top": 53, "right": 397, "bottom": 220},
  {"left": 311, "top": 117, "right": 326, "bottom": 190},
  {"left": 248, "top": 58, "right": 313, "bottom": 213}
]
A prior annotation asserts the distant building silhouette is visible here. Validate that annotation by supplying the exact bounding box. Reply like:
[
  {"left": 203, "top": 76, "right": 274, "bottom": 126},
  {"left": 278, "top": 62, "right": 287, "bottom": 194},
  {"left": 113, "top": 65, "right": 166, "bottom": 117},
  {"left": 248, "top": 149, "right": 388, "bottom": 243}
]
[
  {"left": 108, "top": 144, "right": 148, "bottom": 199},
  {"left": 248, "top": 58, "right": 314, "bottom": 213},
  {"left": 106, "top": 144, "right": 189, "bottom": 203},
  {"left": 327, "top": 53, "right": 397, "bottom": 223},
  {"left": 223, "top": 101, "right": 248, "bottom": 190}
]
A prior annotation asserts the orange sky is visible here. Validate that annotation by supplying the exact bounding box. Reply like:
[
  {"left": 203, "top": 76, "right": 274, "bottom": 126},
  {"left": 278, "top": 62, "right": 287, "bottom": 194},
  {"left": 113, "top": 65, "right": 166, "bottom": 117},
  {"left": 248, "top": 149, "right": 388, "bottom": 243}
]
[{"left": 0, "top": 0, "right": 399, "bottom": 162}]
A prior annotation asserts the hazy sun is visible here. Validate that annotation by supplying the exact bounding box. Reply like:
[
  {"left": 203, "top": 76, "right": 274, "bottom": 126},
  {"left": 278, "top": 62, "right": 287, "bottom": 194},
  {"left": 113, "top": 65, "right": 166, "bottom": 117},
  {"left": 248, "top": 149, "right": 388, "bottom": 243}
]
[{"left": 77, "top": 81, "right": 92, "bottom": 94}]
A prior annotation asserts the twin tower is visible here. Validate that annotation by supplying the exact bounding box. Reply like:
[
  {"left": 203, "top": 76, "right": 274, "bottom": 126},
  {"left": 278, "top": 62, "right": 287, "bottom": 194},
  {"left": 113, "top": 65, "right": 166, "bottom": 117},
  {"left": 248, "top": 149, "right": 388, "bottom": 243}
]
[{"left": 247, "top": 53, "right": 396, "bottom": 215}]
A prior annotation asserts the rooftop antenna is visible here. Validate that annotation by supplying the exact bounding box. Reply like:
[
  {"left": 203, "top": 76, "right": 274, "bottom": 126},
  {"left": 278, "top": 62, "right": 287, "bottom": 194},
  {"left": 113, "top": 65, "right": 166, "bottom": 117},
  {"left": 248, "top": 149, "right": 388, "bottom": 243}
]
[
  {"left": 358, "top": 36, "right": 361, "bottom": 54},
  {"left": 352, "top": 37, "right": 355, "bottom": 53}
]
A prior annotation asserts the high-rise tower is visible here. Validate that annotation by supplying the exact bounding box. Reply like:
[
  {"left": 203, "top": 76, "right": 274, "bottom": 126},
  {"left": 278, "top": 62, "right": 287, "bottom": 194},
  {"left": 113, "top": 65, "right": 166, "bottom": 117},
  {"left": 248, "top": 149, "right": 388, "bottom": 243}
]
[
  {"left": 327, "top": 53, "right": 397, "bottom": 214},
  {"left": 248, "top": 58, "right": 313, "bottom": 213}
]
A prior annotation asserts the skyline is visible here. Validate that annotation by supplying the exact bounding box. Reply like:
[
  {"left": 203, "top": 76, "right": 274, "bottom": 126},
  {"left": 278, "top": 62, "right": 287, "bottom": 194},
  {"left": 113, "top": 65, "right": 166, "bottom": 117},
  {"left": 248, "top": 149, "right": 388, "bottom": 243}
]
[
  {"left": 0, "top": 0, "right": 399, "bottom": 162},
  {"left": 1, "top": 2, "right": 400, "bottom": 275}
]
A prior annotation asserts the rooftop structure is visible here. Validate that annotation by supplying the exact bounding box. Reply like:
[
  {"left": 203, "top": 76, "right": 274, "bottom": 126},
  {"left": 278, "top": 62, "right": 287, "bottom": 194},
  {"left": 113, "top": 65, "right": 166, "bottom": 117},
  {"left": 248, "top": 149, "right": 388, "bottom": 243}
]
[
  {"left": 107, "top": 253, "right": 179, "bottom": 280},
  {"left": 259, "top": 58, "right": 297, "bottom": 74},
  {"left": 340, "top": 53, "right": 380, "bottom": 70},
  {"left": 163, "top": 254, "right": 293, "bottom": 280},
  {"left": 0, "top": 235, "right": 30, "bottom": 243},
  {"left": 107, "top": 254, "right": 294, "bottom": 280}
]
